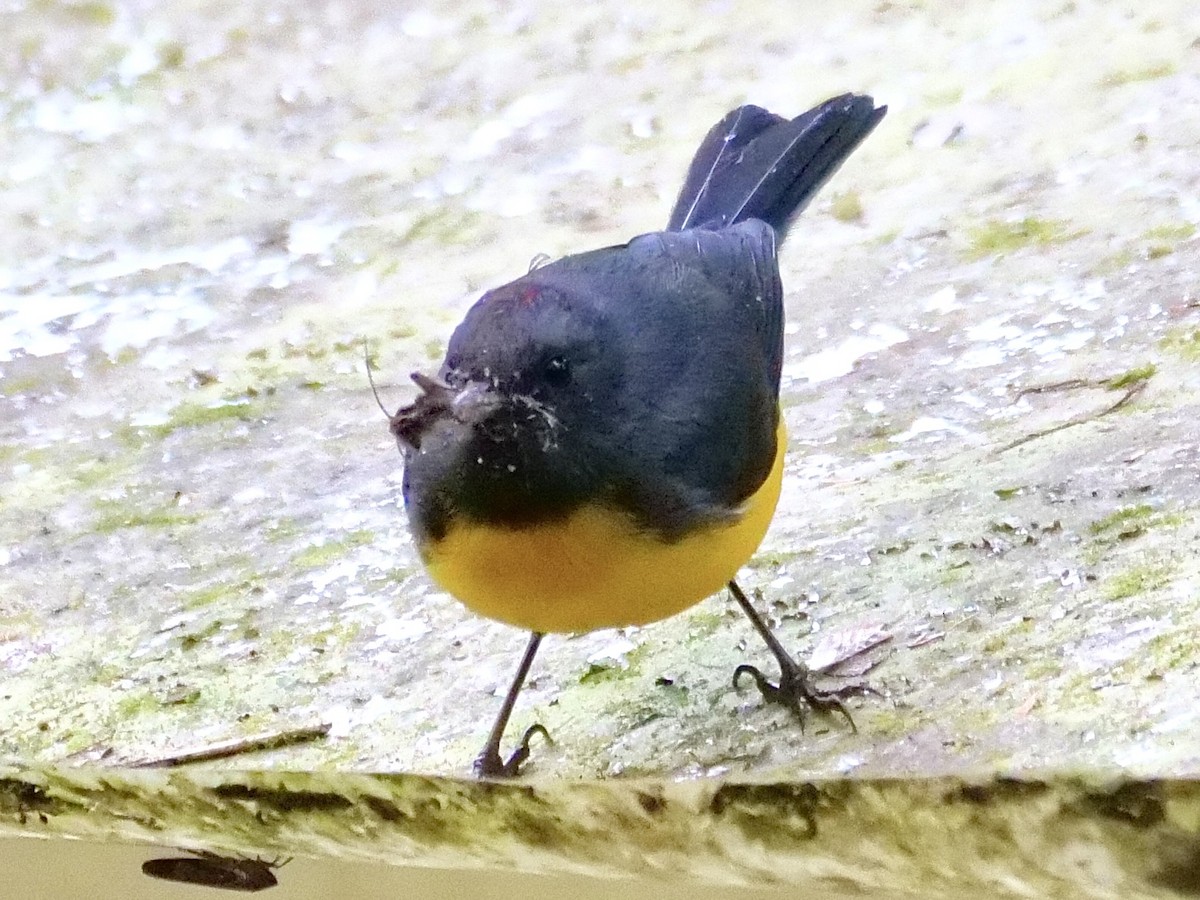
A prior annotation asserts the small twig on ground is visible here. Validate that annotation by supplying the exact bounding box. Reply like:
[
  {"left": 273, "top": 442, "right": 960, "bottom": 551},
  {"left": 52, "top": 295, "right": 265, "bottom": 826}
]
[
  {"left": 130, "top": 723, "right": 331, "bottom": 768},
  {"left": 998, "top": 377, "right": 1149, "bottom": 454},
  {"left": 1012, "top": 378, "right": 1095, "bottom": 401}
]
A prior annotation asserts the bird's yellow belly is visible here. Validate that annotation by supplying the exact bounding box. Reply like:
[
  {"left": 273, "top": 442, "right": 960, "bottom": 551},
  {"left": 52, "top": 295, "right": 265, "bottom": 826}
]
[{"left": 421, "top": 423, "right": 786, "bottom": 634}]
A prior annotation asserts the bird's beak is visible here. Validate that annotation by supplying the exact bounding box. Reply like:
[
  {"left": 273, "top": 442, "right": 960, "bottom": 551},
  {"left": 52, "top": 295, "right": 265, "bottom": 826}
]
[{"left": 390, "top": 372, "right": 502, "bottom": 451}]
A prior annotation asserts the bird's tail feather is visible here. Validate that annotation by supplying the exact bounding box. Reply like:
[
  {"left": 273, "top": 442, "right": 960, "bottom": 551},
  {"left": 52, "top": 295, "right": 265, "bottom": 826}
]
[{"left": 667, "top": 93, "right": 886, "bottom": 241}]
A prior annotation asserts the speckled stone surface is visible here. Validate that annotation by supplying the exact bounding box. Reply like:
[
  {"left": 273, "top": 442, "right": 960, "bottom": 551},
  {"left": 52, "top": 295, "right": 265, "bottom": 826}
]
[{"left": 2, "top": 0, "right": 1199, "bottom": 895}]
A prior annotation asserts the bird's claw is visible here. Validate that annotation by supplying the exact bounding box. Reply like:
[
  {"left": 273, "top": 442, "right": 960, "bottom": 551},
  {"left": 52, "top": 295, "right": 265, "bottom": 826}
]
[
  {"left": 473, "top": 723, "right": 552, "bottom": 778},
  {"left": 733, "top": 659, "right": 866, "bottom": 733}
]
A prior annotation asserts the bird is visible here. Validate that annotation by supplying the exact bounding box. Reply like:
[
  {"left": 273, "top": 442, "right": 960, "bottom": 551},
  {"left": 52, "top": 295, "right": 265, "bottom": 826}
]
[{"left": 386, "top": 93, "right": 887, "bottom": 777}]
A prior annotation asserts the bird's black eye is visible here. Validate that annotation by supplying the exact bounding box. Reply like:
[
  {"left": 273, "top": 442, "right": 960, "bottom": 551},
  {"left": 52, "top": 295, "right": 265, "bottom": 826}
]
[{"left": 542, "top": 355, "right": 571, "bottom": 384}]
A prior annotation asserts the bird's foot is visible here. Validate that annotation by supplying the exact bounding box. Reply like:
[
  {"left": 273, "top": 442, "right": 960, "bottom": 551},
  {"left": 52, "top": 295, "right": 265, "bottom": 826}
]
[
  {"left": 472, "top": 724, "right": 551, "bottom": 778},
  {"left": 733, "top": 656, "right": 873, "bottom": 732}
]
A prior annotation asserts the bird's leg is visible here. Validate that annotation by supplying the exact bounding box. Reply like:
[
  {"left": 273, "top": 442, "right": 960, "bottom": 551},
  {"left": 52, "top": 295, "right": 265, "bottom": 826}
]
[
  {"left": 474, "top": 631, "right": 551, "bottom": 778},
  {"left": 728, "top": 580, "right": 868, "bottom": 730}
]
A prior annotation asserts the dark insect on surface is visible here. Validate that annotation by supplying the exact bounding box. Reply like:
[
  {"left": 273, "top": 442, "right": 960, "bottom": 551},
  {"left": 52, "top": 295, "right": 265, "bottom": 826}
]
[{"left": 141, "top": 851, "right": 290, "bottom": 892}]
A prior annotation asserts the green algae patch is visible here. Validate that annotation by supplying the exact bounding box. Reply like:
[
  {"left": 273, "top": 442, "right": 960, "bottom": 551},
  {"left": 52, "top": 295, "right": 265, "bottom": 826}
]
[
  {"left": 71, "top": 457, "right": 128, "bottom": 490},
  {"left": 402, "top": 206, "right": 488, "bottom": 247},
  {"left": 0, "top": 374, "right": 50, "bottom": 397},
  {"left": 685, "top": 610, "right": 726, "bottom": 639},
  {"left": 1142, "top": 222, "right": 1195, "bottom": 258},
  {"left": 748, "top": 549, "right": 807, "bottom": 570},
  {"left": 830, "top": 190, "right": 864, "bottom": 223},
  {"left": 966, "top": 217, "right": 1085, "bottom": 259},
  {"left": 1106, "top": 364, "right": 1156, "bottom": 390},
  {"left": 178, "top": 618, "right": 224, "bottom": 650},
  {"left": 1138, "top": 629, "right": 1200, "bottom": 677},
  {"left": 1084, "top": 504, "right": 1187, "bottom": 566},
  {"left": 1143, "top": 223, "right": 1195, "bottom": 242},
  {"left": 63, "top": 1, "right": 116, "bottom": 25},
  {"left": 291, "top": 530, "right": 375, "bottom": 569},
  {"left": 115, "top": 690, "right": 161, "bottom": 719},
  {"left": 179, "top": 579, "right": 259, "bottom": 611},
  {"left": 1087, "top": 504, "right": 1186, "bottom": 546},
  {"left": 1103, "top": 561, "right": 1173, "bottom": 601},
  {"left": 1089, "top": 504, "right": 1155, "bottom": 537},
  {"left": 91, "top": 498, "right": 201, "bottom": 534},
  {"left": 1159, "top": 326, "right": 1200, "bottom": 360},
  {"left": 578, "top": 642, "right": 652, "bottom": 686},
  {"left": 264, "top": 517, "right": 303, "bottom": 542},
  {"left": 993, "top": 486, "right": 1027, "bottom": 500},
  {"left": 924, "top": 84, "right": 964, "bottom": 105},
  {"left": 146, "top": 399, "right": 265, "bottom": 439},
  {"left": 1100, "top": 63, "right": 1176, "bottom": 87}
]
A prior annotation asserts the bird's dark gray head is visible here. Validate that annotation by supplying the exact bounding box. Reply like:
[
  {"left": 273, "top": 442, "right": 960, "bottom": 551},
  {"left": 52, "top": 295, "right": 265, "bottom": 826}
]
[{"left": 393, "top": 275, "right": 622, "bottom": 538}]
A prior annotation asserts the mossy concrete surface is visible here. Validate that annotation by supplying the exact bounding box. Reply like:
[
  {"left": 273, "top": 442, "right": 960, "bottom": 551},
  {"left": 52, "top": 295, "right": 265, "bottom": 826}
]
[
  {"left": 3, "top": 765, "right": 1200, "bottom": 898},
  {"left": 1, "top": 0, "right": 1199, "bottom": 896}
]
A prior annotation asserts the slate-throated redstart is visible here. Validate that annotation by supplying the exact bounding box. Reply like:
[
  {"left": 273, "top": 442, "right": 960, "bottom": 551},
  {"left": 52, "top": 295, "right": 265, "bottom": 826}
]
[{"left": 388, "top": 93, "right": 886, "bottom": 776}]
